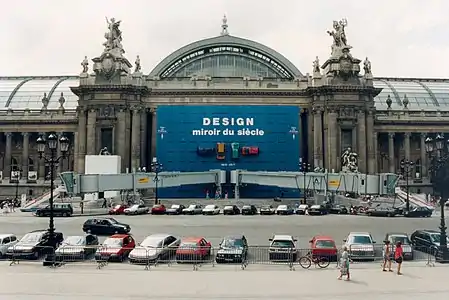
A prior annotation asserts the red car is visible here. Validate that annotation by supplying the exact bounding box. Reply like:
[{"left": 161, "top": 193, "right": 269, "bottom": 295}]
[
  {"left": 95, "top": 234, "right": 136, "bottom": 262},
  {"left": 309, "top": 235, "right": 338, "bottom": 262},
  {"left": 109, "top": 204, "right": 128, "bottom": 215},
  {"left": 151, "top": 204, "right": 166, "bottom": 215},
  {"left": 176, "top": 237, "right": 212, "bottom": 262}
]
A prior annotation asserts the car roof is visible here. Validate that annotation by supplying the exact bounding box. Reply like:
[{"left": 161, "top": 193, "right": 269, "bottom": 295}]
[
  {"left": 385, "top": 232, "right": 409, "bottom": 237},
  {"left": 312, "top": 235, "right": 334, "bottom": 241},
  {"left": 414, "top": 229, "right": 440, "bottom": 234},
  {"left": 182, "top": 237, "right": 204, "bottom": 242},
  {"left": 30, "top": 230, "right": 47, "bottom": 233},
  {"left": 146, "top": 233, "right": 172, "bottom": 239},
  {"left": 224, "top": 235, "right": 245, "bottom": 240},
  {"left": 272, "top": 235, "right": 294, "bottom": 241},
  {"left": 109, "top": 234, "right": 129, "bottom": 239},
  {"left": 0, "top": 233, "right": 15, "bottom": 239},
  {"left": 348, "top": 232, "right": 371, "bottom": 236}
]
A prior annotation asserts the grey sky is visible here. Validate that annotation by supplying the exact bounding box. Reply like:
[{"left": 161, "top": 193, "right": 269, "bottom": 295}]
[{"left": 1, "top": 0, "right": 448, "bottom": 78}]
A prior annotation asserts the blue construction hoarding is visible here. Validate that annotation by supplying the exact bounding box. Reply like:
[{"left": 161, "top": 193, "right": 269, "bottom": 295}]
[{"left": 156, "top": 105, "right": 301, "bottom": 198}]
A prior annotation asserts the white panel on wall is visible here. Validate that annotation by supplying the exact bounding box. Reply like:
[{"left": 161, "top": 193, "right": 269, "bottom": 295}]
[{"left": 84, "top": 155, "right": 121, "bottom": 200}]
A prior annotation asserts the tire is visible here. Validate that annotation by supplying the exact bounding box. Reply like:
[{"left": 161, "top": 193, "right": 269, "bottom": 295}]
[
  {"left": 299, "top": 256, "right": 312, "bottom": 269},
  {"left": 38, "top": 212, "right": 43, "bottom": 217},
  {"left": 317, "top": 256, "right": 330, "bottom": 268},
  {"left": 386, "top": 213, "right": 392, "bottom": 217},
  {"left": 62, "top": 212, "right": 68, "bottom": 217},
  {"left": 87, "top": 229, "right": 92, "bottom": 234}
]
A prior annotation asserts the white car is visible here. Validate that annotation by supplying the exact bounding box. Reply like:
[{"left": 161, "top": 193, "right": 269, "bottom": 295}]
[
  {"left": 202, "top": 205, "right": 220, "bottom": 215},
  {"left": 0, "top": 234, "right": 18, "bottom": 257},
  {"left": 129, "top": 234, "right": 180, "bottom": 264},
  {"left": 276, "top": 205, "right": 294, "bottom": 215},
  {"left": 343, "top": 232, "right": 376, "bottom": 259},
  {"left": 182, "top": 204, "right": 203, "bottom": 215},
  {"left": 268, "top": 235, "right": 298, "bottom": 262},
  {"left": 124, "top": 204, "right": 149, "bottom": 215}
]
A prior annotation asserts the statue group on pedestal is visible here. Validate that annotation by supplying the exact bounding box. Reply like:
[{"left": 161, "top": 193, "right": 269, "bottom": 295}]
[
  {"left": 103, "top": 17, "right": 125, "bottom": 56},
  {"left": 341, "top": 147, "right": 358, "bottom": 172},
  {"left": 327, "top": 19, "right": 348, "bottom": 49}
]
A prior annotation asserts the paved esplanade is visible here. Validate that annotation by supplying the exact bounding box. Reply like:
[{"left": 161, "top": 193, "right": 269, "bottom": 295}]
[
  {"left": 0, "top": 264, "right": 447, "bottom": 299},
  {"left": 0, "top": 212, "right": 445, "bottom": 247}
]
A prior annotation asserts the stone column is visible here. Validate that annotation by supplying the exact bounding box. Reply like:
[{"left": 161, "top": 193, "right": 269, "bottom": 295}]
[
  {"left": 388, "top": 132, "right": 395, "bottom": 173},
  {"left": 420, "top": 132, "right": 427, "bottom": 177},
  {"left": 150, "top": 108, "right": 157, "bottom": 160},
  {"left": 131, "top": 108, "right": 141, "bottom": 171},
  {"left": 404, "top": 132, "right": 411, "bottom": 162},
  {"left": 312, "top": 107, "right": 323, "bottom": 168},
  {"left": 57, "top": 132, "right": 62, "bottom": 174},
  {"left": 327, "top": 109, "right": 338, "bottom": 172},
  {"left": 77, "top": 109, "right": 87, "bottom": 174},
  {"left": 373, "top": 132, "right": 378, "bottom": 173},
  {"left": 115, "top": 108, "right": 127, "bottom": 172},
  {"left": 86, "top": 109, "right": 97, "bottom": 155},
  {"left": 22, "top": 132, "right": 29, "bottom": 180},
  {"left": 125, "top": 109, "right": 132, "bottom": 172},
  {"left": 366, "top": 111, "right": 375, "bottom": 174},
  {"left": 73, "top": 131, "right": 79, "bottom": 172},
  {"left": 306, "top": 110, "right": 314, "bottom": 165},
  {"left": 357, "top": 110, "right": 367, "bottom": 173},
  {"left": 38, "top": 132, "right": 46, "bottom": 180},
  {"left": 4, "top": 132, "right": 12, "bottom": 178},
  {"left": 140, "top": 108, "right": 148, "bottom": 168}
]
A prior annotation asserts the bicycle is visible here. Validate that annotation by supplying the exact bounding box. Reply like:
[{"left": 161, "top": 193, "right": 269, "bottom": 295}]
[{"left": 298, "top": 253, "right": 330, "bottom": 269}]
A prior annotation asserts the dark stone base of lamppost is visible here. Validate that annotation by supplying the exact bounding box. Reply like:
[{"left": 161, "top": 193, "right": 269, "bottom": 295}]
[{"left": 435, "top": 248, "right": 449, "bottom": 263}]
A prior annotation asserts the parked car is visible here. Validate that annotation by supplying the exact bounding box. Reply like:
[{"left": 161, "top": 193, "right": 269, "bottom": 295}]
[
  {"left": 35, "top": 203, "right": 73, "bottom": 217},
  {"left": 268, "top": 235, "right": 297, "bottom": 262},
  {"left": 410, "top": 229, "right": 449, "bottom": 256},
  {"left": 295, "top": 204, "right": 309, "bottom": 215},
  {"left": 175, "top": 237, "right": 212, "bottom": 262},
  {"left": 55, "top": 234, "right": 99, "bottom": 260},
  {"left": 276, "top": 205, "right": 294, "bottom": 215},
  {"left": 308, "top": 205, "right": 328, "bottom": 215},
  {"left": 0, "top": 234, "right": 18, "bottom": 257},
  {"left": 182, "top": 204, "right": 203, "bottom": 215},
  {"left": 223, "top": 205, "right": 240, "bottom": 215},
  {"left": 384, "top": 232, "right": 414, "bottom": 260},
  {"left": 129, "top": 234, "right": 180, "bottom": 264},
  {"left": 109, "top": 204, "right": 128, "bottom": 215},
  {"left": 94, "top": 234, "right": 136, "bottom": 262},
  {"left": 404, "top": 207, "right": 433, "bottom": 218},
  {"left": 202, "top": 205, "right": 220, "bottom": 215},
  {"left": 343, "top": 232, "right": 376, "bottom": 260},
  {"left": 124, "top": 204, "right": 149, "bottom": 215},
  {"left": 82, "top": 217, "right": 131, "bottom": 235},
  {"left": 216, "top": 235, "right": 248, "bottom": 263},
  {"left": 6, "top": 230, "right": 63, "bottom": 259},
  {"left": 151, "top": 204, "right": 166, "bottom": 215},
  {"left": 241, "top": 205, "right": 258, "bottom": 215},
  {"left": 328, "top": 205, "right": 348, "bottom": 214},
  {"left": 365, "top": 206, "right": 398, "bottom": 217},
  {"left": 309, "top": 235, "right": 338, "bottom": 261},
  {"left": 166, "top": 204, "right": 186, "bottom": 215},
  {"left": 260, "top": 205, "right": 275, "bottom": 215}
]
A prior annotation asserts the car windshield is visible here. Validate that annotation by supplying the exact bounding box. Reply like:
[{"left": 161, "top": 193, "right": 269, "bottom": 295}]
[
  {"left": 103, "top": 238, "right": 122, "bottom": 247},
  {"left": 429, "top": 234, "right": 449, "bottom": 243},
  {"left": 105, "top": 218, "right": 118, "bottom": 224},
  {"left": 390, "top": 235, "right": 411, "bottom": 245},
  {"left": 311, "top": 205, "right": 320, "bottom": 209},
  {"left": 205, "top": 205, "right": 215, "bottom": 209},
  {"left": 114, "top": 205, "right": 121, "bottom": 209},
  {"left": 277, "top": 205, "right": 287, "bottom": 209},
  {"left": 179, "top": 241, "right": 198, "bottom": 249},
  {"left": 261, "top": 205, "right": 272, "bottom": 209},
  {"left": 271, "top": 240, "right": 294, "bottom": 248},
  {"left": 140, "top": 237, "right": 162, "bottom": 248},
  {"left": 222, "top": 238, "right": 244, "bottom": 248},
  {"left": 224, "top": 206, "right": 233, "bottom": 209},
  {"left": 171, "top": 205, "right": 180, "bottom": 209},
  {"left": 350, "top": 235, "right": 372, "bottom": 244},
  {"left": 188, "top": 205, "right": 196, "bottom": 209},
  {"left": 20, "top": 232, "right": 43, "bottom": 243},
  {"left": 315, "top": 240, "right": 335, "bottom": 248},
  {"left": 242, "top": 205, "right": 250, "bottom": 209},
  {"left": 130, "top": 205, "right": 139, "bottom": 209},
  {"left": 63, "top": 236, "right": 84, "bottom": 246}
]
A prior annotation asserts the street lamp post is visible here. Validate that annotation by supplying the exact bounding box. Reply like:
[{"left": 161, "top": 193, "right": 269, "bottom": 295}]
[
  {"left": 151, "top": 157, "right": 163, "bottom": 205},
  {"left": 400, "top": 159, "right": 414, "bottom": 213},
  {"left": 299, "top": 158, "right": 311, "bottom": 205},
  {"left": 425, "top": 134, "right": 449, "bottom": 262},
  {"left": 36, "top": 133, "right": 70, "bottom": 249}
]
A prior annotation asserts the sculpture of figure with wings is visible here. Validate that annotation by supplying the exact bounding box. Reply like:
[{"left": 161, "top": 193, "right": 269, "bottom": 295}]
[{"left": 103, "top": 17, "right": 125, "bottom": 55}]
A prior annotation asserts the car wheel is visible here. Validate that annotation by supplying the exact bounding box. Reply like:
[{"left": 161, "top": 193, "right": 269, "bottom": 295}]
[
  {"left": 62, "top": 212, "right": 68, "bottom": 217},
  {"left": 38, "top": 212, "right": 43, "bottom": 217},
  {"left": 87, "top": 229, "right": 92, "bottom": 234},
  {"left": 386, "top": 213, "right": 392, "bottom": 217}
]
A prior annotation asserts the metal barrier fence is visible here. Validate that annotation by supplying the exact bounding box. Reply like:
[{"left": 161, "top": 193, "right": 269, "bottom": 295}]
[{"left": 1, "top": 244, "right": 446, "bottom": 270}]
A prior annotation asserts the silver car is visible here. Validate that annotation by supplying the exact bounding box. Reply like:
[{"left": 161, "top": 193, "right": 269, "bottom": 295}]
[
  {"left": 343, "top": 232, "right": 376, "bottom": 259},
  {"left": 55, "top": 234, "right": 99, "bottom": 260},
  {"left": 129, "top": 234, "right": 180, "bottom": 264}
]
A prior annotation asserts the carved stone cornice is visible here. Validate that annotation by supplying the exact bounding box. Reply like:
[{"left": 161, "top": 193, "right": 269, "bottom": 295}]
[
  {"left": 306, "top": 86, "right": 382, "bottom": 97},
  {"left": 150, "top": 89, "right": 309, "bottom": 97},
  {"left": 71, "top": 85, "right": 150, "bottom": 96}
]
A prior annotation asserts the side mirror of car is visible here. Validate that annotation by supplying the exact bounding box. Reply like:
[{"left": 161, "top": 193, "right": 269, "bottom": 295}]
[
  {"left": 308, "top": 240, "right": 313, "bottom": 243},
  {"left": 372, "top": 241, "right": 376, "bottom": 244},
  {"left": 268, "top": 238, "right": 273, "bottom": 241},
  {"left": 343, "top": 239, "right": 347, "bottom": 242},
  {"left": 293, "top": 239, "right": 298, "bottom": 242}
]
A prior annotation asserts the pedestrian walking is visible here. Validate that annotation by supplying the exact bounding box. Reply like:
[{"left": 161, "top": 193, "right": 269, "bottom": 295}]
[
  {"left": 338, "top": 246, "right": 350, "bottom": 281},
  {"left": 382, "top": 240, "right": 392, "bottom": 272},
  {"left": 394, "top": 241, "right": 403, "bottom": 275}
]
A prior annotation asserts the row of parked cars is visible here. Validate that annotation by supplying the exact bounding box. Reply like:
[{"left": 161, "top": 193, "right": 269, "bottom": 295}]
[{"left": 109, "top": 203, "right": 349, "bottom": 216}]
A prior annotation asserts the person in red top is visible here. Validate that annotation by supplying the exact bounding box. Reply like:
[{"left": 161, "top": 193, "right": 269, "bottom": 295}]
[{"left": 394, "top": 241, "right": 403, "bottom": 275}]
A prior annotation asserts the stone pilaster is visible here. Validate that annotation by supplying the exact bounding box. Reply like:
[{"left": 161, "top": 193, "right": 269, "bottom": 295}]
[
  {"left": 22, "top": 132, "right": 29, "bottom": 179},
  {"left": 57, "top": 132, "right": 62, "bottom": 174},
  {"left": 86, "top": 109, "right": 97, "bottom": 155},
  {"left": 366, "top": 110, "right": 375, "bottom": 174},
  {"left": 131, "top": 108, "right": 141, "bottom": 171},
  {"left": 124, "top": 109, "right": 132, "bottom": 172},
  {"left": 4, "top": 132, "right": 12, "bottom": 178},
  {"left": 307, "top": 110, "right": 314, "bottom": 165},
  {"left": 77, "top": 109, "right": 87, "bottom": 174},
  {"left": 327, "top": 109, "right": 338, "bottom": 172},
  {"left": 312, "top": 107, "right": 323, "bottom": 168},
  {"left": 420, "top": 132, "right": 427, "bottom": 177},
  {"left": 140, "top": 108, "right": 148, "bottom": 168},
  {"left": 115, "top": 108, "right": 127, "bottom": 172},
  {"left": 357, "top": 110, "right": 367, "bottom": 173},
  {"left": 373, "top": 132, "right": 378, "bottom": 173},
  {"left": 73, "top": 131, "right": 79, "bottom": 173},
  {"left": 150, "top": 108, "right": 157, "bottom": 160},
  {"left": 388, "top": 132, "right": 395, "bottom": 173},
  {"left": 404, "top": 132, "right": 411, "bottom": 161},
  {"left": 38, "top": 132, "right": 46, "bottom": 180}
]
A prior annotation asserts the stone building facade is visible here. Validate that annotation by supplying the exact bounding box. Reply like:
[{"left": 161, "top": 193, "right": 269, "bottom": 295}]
[{"left": 0, "top": 17, "right": 448, "bottom": 197}]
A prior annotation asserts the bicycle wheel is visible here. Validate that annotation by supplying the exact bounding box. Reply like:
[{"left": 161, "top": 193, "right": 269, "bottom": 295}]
[
  {"left": 317, "top": 256, "right": 330, "bottom": 268},
  {"left": 299, "top": 256, "right": 312, "bottom": 269}
]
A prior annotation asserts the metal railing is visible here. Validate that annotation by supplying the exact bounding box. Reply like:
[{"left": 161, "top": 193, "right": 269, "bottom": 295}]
[{"left": 1, "top": 244, "right": 446, "bottom": 270}]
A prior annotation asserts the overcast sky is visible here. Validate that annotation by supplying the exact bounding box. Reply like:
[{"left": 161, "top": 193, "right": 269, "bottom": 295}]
[{"left": 1, "top": 0, "right": 448, "bottom": 78}]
